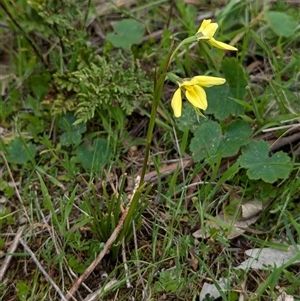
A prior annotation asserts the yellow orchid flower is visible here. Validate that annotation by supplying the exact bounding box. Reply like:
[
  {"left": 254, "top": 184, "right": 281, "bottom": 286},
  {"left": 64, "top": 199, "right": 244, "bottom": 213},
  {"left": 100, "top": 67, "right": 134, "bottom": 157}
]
[
  {"left": 197, "top": 19, "right": 237, "bottom": 51},
  {"left": 171, "top": 75, "right": 226, "bottom": 117}
]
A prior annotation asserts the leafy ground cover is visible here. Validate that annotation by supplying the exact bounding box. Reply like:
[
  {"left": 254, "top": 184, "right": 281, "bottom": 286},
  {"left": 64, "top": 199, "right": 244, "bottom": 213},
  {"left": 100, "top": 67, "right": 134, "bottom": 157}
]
[{"left": 0, "top": 0, "right": 300, "bottom": 300}]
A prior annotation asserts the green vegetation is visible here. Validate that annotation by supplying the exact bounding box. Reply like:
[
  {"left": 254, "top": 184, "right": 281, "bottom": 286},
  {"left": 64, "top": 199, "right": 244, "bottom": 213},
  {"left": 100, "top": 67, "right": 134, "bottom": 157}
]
[{"left": 0, "top": 0, "right": 299, "bottom": 300}]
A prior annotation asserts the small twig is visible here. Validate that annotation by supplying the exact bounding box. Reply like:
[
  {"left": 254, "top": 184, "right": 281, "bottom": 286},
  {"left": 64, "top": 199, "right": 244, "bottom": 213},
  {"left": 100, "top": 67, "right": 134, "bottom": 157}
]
[
  {"left": 122, "top": 238, "right": 132, "bottom": 289},
  {"left": 267, "top": 124, "right": 300, "bottom": 152},
  {"left": 65, "top": 176, "right": 141, "bottom": 300},
  {"left": 132, "top": 220, "right": 148, "bottom": 300},
  {"left": 262, "top": 124, "right": 300, "bottom": 132},
  {"left": 270, "top": 132, "right": 300, "bottom": 152},
  {"left": 0, "top": 20, "right": 9, "bottom": 28},
  {"left": 19, "top": 237, "right": 70, "bottom": 301},
  {"left": 185, "top": 171, "right": 204, "bottom": 209},
  {"left": 82, "top": 279, "right": 118, "bottom": 301},
  {"left": 0, "top": 151, "right": 30, "bottom": 222},
  {"left": 33, "top": 188, "right": 90, "bottom": 297},
  {"left": 144, "top": 158, "right": 193, "bottom": 183},
  {"left": 126, "top": 158, "right": 193, "bottom": 191},
  {"left": 0, "top": 226, "right": 25, "bottom": 281},
  {"left": 172, "top": 126, "right": 186, "bottom": 183}
]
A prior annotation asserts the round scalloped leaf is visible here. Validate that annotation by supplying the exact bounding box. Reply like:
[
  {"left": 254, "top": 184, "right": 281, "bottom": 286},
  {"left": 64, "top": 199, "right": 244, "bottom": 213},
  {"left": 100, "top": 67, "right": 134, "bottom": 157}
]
[
  {"left": 106, "top": 19, "right": 145, "bottom": 51},
  {"left": 75, "top": 138, "right": 111, "bottom": 172},
  {"left": 6, "top": 137, "right": 36, "bottom": 164},
  {"left": 206, "top": 58, "right": 246, "bottom": 120},
  {"left": 218, "top": 120, "right": 252, "bottom": 158},
  {"left": 266, "top": 11, "right": 297, "bottom": 38},
  {"left": 240, "top": 140, "right": 292, "bottom": 183},
  {"left": 177, "top": 102, "right": 203, "bottom": 133},
  {"left": 190, "top": 120, "right": 222, "bottom": 162},
  {"left": 190, "top": 120, "right": 252, "bottom": 163}
]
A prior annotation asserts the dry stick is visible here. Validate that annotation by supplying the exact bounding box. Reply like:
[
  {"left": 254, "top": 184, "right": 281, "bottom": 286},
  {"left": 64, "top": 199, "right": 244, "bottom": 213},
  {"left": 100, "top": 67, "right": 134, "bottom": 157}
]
[
  {"left": 0, "top": 152, "right": 30, "bottom": 222},
  {"left": 132, "top": 220, "right": 148, "bottom": 300},
  {"left": 125, "top": 158, "right": 193, "bottom": 191},
  {"left": 122, "top": 238, "right": 132, "bottom": 289},
  {"left": 19, "top": 237, "right": 69, "bottom": 301},
  {"left": 270, "top": 132, "right": 300, "bottom": 152},
  {"left": 0, "top": 225, "right": 25, "bottom": 281},
  {"left": 65, "top": 176, "right": 141, "bottom": 300},
  {"left": 32, "top": 189, "right": 88, "bottom": 296},
  {"left": 82, "top": 279, "right": 118, "bottom": 301}
]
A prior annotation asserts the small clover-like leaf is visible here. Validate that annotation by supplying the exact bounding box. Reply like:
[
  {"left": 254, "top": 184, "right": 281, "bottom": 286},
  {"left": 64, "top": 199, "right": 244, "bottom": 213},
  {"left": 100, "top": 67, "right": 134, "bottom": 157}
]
[
  {"left": 6, "top": 137, "right": 36, "bottom": 164},
  {"left": 190, "top": 120, "right": 222, "bottom": 162},
  {"left": 240, "top": 140, "right": 292, "bottom": 183},
  {"left": 218, "top": 120, "right": 252, "bottom": 158},
  {"left": 206, "top": 58, "right": 247, "bottom": 120},
  {"left": 106, "top": 19, "right": 145, "bottom": 51},
  {"left": 266, "top": 11, "right": 297, "bottom": 38}
]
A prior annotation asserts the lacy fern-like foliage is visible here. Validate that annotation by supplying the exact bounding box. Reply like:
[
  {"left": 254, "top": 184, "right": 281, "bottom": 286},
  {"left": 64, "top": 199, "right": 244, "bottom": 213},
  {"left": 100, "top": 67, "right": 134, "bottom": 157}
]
[
  {"left": 53, "top": 52, "right": 152, "bottom": 124},
  {"left": 10, "top": 0, "right": 152, "bottom": 124}
]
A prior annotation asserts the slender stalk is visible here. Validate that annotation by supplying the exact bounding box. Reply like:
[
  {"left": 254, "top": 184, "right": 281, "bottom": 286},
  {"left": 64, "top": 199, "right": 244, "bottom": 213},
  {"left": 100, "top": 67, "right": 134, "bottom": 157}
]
[
  {"left": 140, "top": 76, "right": 163, "bottom": 183},
  {"left": 169, "top": 36, "right": 196, "bottom": 63},
  {"left": 139, "top": 36, "right": 201, "bottom": 185},
  {"left": 139, "top": 47, "right": 175, "bottom": 184}
]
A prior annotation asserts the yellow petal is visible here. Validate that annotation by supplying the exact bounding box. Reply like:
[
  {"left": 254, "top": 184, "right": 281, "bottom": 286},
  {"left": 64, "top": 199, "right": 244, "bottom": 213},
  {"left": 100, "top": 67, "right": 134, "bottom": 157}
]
[
  {"left": 198, "top": 20, "right": 218, "bottom": 39},
  {"left": 185, "top": 85, "right": 207, "bottom": 110},
  {"left": 209, "top": 37, "right": 238, "bottom": 51},
  {"left": 202, "top": 23, "right": 218, "bottom": 39},
  {"left": 189, "top": 76, "right": 226, "bottom": 87},
  {"left": 179, "top": 79, "right": 193, "bottom": 87},
  {"left": 171, "top": 88, "right": 182, "bottom": 117},
  {"left": 197, "top": 19, "right": 211, "bottom": 33}
]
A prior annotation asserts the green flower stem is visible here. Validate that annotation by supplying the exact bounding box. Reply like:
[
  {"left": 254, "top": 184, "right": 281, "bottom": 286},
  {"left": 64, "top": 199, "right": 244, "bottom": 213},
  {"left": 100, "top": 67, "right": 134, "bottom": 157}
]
[
  {"left": 139, "top": 72, "right": 166, "bottom": 184},
  {"left": 139, "top": 35, "right": 198, "bottom": 185},
  {"left": 166, "top": 72, "right": 182, "bottom": 84},
  {"left": 139, "top": 39, "right": 193, "bottom": 184},
  {"left": 169, "top": 36, "right": 197, "bottom": 63}
]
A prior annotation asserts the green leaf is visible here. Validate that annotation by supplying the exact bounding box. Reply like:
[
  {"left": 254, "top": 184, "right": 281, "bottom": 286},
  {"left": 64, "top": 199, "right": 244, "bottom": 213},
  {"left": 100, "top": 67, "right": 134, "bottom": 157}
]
[
  {"left": 266, "top": 11, "right": 297, "bottom": 38},
  {"left": 206, "top": 58, "right": 247, "bottom": 120},
  {"left": 75, "top": 138, "right": 111, "bottom": 172},
  {"left": 29, "top": 73, "right": 51, "bottom": 101},
  {"left": 177, "top": 102, "right": 201, "bottom": 132},
  {"left": 106, "top": 19, "right": 145, "bottom": 51},
  {"left": 66, "top": 254, "right": 87, "bottom": 274},
  {"left": 190, "top": 120, "right": 252, "bottom": 163},
  {"left": 59, "top": 113, "right": 86, "bottom": 147},
  {"left": 16, "top": 281, "right": 30, "bottom": 300},
  {"left": 0, "top": 208, "right": 16, "bottom": 228},
  {"left": 156, "top": 269, "right": 184, "bottom": 293},
  {"left": 218, "top": 120, "right": 252, "bottom": 157},
  {"left": 6, "top": 137, "right": 36, "bottom": 164},
  {"left": 222, "top": 58, "right": 248, "bottom": 100},
  {"left": 240, "top": 140, "right": 293, "bottom": 183},
  {"left": 190, "top": 120, "right": 222, "bottom": 162},
  {"left": 23, "top": 113, "right": 45, "bottom": 139}
]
